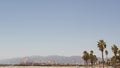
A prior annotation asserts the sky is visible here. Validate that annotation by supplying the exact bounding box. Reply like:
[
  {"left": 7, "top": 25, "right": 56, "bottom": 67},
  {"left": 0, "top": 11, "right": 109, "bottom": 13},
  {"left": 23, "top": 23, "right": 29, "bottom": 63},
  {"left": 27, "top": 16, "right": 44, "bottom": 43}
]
[{"left": 0, "top": 0, "right": 120, "bottom": 59}]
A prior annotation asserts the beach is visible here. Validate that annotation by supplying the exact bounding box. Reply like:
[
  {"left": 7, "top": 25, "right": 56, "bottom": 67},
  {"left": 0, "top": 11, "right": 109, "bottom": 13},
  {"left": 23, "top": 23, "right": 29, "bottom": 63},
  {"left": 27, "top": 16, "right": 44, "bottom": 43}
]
[{"left": 0, "top": 66, "right": 113, "bottom": 68}]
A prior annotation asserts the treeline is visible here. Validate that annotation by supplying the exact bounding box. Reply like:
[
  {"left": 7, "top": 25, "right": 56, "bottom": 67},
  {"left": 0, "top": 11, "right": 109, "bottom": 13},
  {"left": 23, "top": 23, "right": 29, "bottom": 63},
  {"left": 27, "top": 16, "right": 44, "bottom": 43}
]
[{"left": 82, "top": 40, "right": 120, "bottom": 68}]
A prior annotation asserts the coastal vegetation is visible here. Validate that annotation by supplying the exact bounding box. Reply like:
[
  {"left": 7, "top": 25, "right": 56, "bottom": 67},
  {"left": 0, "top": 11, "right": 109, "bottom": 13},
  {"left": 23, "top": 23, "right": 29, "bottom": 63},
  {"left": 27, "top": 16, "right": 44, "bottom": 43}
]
[{"left": 82, "top": 40, "right": 120, "bottom": 68}]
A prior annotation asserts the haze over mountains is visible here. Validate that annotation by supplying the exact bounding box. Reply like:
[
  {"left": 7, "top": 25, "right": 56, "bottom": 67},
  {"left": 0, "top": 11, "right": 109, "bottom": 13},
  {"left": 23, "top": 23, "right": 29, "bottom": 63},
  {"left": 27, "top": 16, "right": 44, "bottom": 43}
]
[
  {"left": 0, "top": 55, "right": 102, "bottom": 65},
  {"left": 0, "top": 56, "right": 83, "bottom": 65}
]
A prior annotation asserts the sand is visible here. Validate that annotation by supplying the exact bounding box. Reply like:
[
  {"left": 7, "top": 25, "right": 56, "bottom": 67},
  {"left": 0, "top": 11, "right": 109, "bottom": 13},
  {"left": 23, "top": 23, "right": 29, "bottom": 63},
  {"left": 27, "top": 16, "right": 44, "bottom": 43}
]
[{"left": 0, "top": 66, "right": 113, "bottom": 68}]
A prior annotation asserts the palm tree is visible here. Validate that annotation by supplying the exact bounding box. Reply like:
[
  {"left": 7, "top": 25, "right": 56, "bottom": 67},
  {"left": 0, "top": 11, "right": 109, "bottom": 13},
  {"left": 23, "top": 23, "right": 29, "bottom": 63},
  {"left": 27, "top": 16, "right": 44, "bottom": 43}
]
[
  {"left": 111, "top": 56, "right": 116, "bottom": 66},
  {"left": 93, "top": 55, "right": 98, "bottom": 65},
  {"left": 90, "top": 50, "right": 94, "bottom": 66},
  {"left": 97, "top": 40, "right": 106, "bottom": 68},
  {"left": 118, "top": 50, "right": 120, "bottom": 62},
  {"left": 111, "top": 45, "right": 118, "bottom": 68},
  {"left": 118, "top": 50, "right": 120, "bottom": 56},
  {"left": 82, "top": 51, "right": 90, "bottom": 66},
  {"left": 105, "top": 50, "right": 109, "bottom": 68},
  {"left": 89, "top": 50, "right": 98, "bottom": 66},
  {"left": 90, "top": 50, "right": 93, "bottom": 55},
  {"left": 105, "top": 50, "right": 108, "bottom": 63}
]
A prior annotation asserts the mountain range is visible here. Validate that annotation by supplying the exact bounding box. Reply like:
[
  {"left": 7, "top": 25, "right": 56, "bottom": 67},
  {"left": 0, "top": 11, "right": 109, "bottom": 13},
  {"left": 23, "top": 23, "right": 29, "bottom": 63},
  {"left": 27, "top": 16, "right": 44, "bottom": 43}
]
[{"left": 0, "top": 55, "right": 101, "bottom": 65}]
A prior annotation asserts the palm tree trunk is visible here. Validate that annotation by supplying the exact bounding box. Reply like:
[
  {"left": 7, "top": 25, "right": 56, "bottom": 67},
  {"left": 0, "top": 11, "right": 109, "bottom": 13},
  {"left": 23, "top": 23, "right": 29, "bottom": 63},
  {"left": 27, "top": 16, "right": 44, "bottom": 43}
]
[
  {"left": 102, "top": 52, "right": 104, "bottom": 68},
  {"left": 86, "top": 61, "right": 88, "bottom": 68},
  {"left": 114, "top": 55, "right": 117, "bottom": 68},
  {"left": 106, "top": 55, "right": 108, "bottom": 68}
]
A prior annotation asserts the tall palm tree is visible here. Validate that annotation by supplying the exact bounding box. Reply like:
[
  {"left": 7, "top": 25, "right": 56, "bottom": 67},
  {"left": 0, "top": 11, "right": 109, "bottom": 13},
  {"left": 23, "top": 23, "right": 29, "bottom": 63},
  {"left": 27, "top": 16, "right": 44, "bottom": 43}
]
[
  {"left": 97, "top": 40, "right": 106, "bottom": 68},
  {"left": 111, "top": 45, "right": 118, "bottom": 68},
  {"left": 82, "top": 51, "right": 90, "bottom": 66}
]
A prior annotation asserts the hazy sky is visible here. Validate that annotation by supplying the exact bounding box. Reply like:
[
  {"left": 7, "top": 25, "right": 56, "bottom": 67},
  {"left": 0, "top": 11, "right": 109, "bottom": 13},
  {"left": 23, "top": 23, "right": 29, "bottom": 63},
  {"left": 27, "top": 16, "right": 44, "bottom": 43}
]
[{"left": 0, "top": 0, "right": 120, "bottom": 59}]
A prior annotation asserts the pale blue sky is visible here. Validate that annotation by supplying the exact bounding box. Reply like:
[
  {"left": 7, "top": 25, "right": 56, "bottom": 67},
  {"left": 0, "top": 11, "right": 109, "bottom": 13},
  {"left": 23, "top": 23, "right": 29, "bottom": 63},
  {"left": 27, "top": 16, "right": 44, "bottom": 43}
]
[{"left": 0, "top": 0, "right": 120, "bottom": 59}]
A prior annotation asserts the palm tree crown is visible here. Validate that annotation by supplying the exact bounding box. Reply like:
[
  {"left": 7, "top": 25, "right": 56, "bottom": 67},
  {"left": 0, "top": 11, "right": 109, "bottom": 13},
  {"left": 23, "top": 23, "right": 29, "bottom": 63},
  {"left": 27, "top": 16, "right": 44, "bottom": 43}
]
[
  {"left": 82, "top": 51, "right": 89, "bottom": 61},
  {"left": 97, "top": 40, "right": 106, "bottom": 52},
  {"left": 111, "top": 45, "right": 118, "bottom": 56}
]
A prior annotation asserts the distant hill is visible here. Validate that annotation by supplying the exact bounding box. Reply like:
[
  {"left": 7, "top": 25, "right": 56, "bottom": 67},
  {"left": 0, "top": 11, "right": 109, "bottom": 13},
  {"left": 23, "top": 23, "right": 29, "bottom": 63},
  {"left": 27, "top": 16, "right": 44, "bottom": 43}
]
[{"left": 0, "top": 55, "right": 101, "bottom": 65}]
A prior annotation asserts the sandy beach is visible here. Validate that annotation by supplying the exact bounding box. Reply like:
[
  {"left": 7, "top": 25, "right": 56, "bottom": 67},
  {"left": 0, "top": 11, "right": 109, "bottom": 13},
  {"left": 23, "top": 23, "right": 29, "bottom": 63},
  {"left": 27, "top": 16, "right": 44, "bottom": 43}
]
[{"left": 0, "top": 66, "right": 113, "bottom": 68}]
